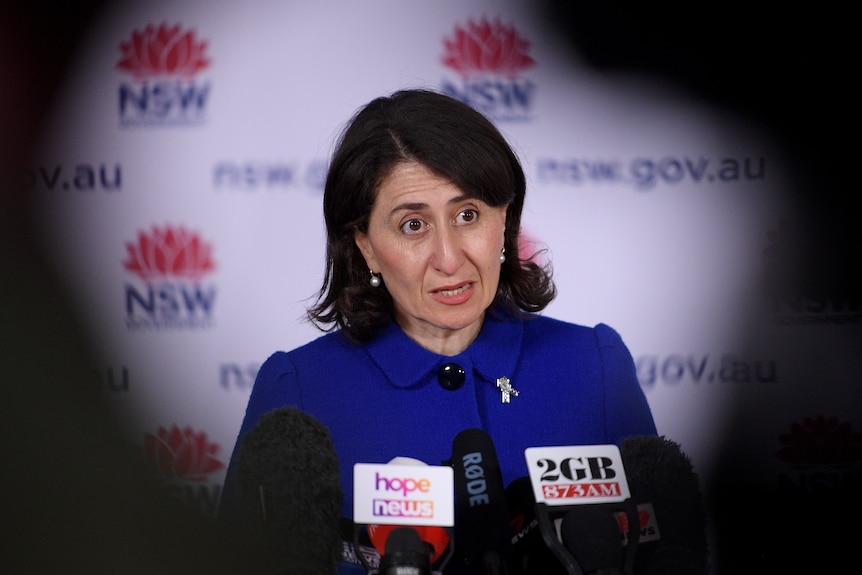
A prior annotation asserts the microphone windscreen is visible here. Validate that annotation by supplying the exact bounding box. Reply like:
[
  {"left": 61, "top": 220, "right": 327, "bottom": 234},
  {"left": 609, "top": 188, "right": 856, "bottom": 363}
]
[
  {"left": 233, "top": 406, "right": 344, "bottom": 574},
  {"left": 620, "top": 435, "right": 709, "bottom": 575}
]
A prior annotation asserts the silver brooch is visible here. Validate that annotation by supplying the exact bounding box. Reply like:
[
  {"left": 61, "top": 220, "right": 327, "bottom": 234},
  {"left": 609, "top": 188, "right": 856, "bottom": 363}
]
[{"left": 496, "top": 376, "right": 519, "bottom": 403}]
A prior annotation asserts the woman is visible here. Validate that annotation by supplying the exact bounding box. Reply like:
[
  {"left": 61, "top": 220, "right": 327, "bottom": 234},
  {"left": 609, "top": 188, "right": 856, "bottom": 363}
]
[{"left": 222, "top": 89, "right": 657, "bottom": 573}]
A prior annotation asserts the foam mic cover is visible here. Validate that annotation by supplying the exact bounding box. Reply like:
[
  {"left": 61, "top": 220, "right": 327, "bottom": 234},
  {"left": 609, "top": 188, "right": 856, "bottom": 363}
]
[
  {"left": 620, "top": 435, "right": 708, "bottom": 575},
  {"left": 450, "top": 428, "right": 510, "bottom": 573},
  {"left": 232, "top": 406, "right": 344, "bottom": 574}
]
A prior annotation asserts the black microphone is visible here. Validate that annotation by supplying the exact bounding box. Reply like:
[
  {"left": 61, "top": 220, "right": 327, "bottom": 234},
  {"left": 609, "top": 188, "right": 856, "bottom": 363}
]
[
  {"left": 505, "top": 476, "right": 567, "bottom": 575},
  {"left": 365, "top": 457, "right": 452, "bottom": 571},
  {"left": 559, "top": 505, "right": 626, "bottom": 575},
  {"left": 619, "top": 435, "right": 708, "bottom": 575},
  {"left": 535, "top": 436, "right": 709, "bottom": 575},
  {"left": 352, "top": 457, "right": 455, "bottom": 575},
  {"left": 450, "top": 428, "right": 511, "bottom": 574},
  {"left": 377, "top": 526, "right": 434, "bottom": 575},
  {"left": 231, "top": 406, "right": 344, "bottom": 574},
  {"left": 524, "top": 442, "right": 640, "bottom": 575}
]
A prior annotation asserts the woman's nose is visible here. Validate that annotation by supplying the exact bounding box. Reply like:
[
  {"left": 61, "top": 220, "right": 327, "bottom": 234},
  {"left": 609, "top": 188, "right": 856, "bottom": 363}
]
[{"left": 430, "top": 227, "right": 464, "bottom": 275}]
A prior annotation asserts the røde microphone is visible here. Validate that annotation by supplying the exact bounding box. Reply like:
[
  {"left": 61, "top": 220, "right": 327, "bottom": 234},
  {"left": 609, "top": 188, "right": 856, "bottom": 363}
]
[
  {"left": 232, "top": 406, "right": 344, "bottom": 574},
  {"left": 450, "top": 428, "right": 511, "bottom": 574},
  {"left": 619, "top": 436, "right": 708, "bottom": 575},
  {"left": 353, "top": 458, "right": 455, "bottom": 574}
]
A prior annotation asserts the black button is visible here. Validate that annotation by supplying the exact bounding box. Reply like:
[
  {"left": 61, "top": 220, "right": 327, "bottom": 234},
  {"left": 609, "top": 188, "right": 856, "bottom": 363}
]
[{"left": 437, "top": 363, "right": 466, "bottom": 391}]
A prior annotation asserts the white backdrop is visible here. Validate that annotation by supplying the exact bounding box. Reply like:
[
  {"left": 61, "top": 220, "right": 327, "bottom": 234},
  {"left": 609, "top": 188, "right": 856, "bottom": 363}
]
[{"left": 28, "top": 0, "right": 861, "bottom": 570}]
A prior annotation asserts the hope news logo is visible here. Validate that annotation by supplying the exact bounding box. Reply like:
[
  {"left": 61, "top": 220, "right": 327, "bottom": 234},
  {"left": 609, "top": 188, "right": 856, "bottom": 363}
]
[
  {"left": 372, "top": 472, "right": 435, "bottom": 519},
  {"left": 116, "top": 22, "right": 211, "bottom": 126},
  {"left": 123, "top": 224, "right": 217, "bottom": 330},
  {"left": 144, "top": 424, "right": 226, "bottom": 515},
  {"left": 440, "top": 16, "right": 537, "bottom": 121}
]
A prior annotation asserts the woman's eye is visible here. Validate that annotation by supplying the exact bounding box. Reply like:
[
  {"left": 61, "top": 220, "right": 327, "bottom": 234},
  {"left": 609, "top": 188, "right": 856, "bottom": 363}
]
[
  {"left": 400, "top": 219, "right": 425, "bottom": 234},
  {"left": 457, "top": 209, "right": 478, "bottom": 224}
]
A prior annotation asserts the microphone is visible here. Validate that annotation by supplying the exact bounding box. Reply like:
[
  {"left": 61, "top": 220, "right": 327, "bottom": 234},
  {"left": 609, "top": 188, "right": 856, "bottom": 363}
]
[
  {"left": 368, "top": 523, "right": 450, "bottom": 567},
  {"left": 619, "top": 436, "right": 708, "bottom": 575},
  {"left": 524, "top": 443, "right": 639, "bottom": 575},
  {"left": 505, "top": 476, "right": 567, "bottom": 575},
  {"left": 522, "top": 437, "right": 708, "bottom": 575},
  {"left": 559, "top": 505, "right": 626, "bottom": 575},
  {"left": 450, "top": 428, "right": 511, "bottom": 574},
  {"left": 367, "top": 457, "right": 451, "bottom": 566},
  {"left": 377, "top": 526, "right": 435, "bottom": 575},
  {"left": 231, "top": 406, "right": 344, "bottom": 574},
  {"left": 353, "top": 458, "right": 455, "bottom": 574}
]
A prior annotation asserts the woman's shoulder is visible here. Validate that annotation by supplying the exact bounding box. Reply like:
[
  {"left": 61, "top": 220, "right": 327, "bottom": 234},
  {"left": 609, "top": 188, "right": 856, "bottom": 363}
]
[
  {"left": 260, "top": 330, "right": 360, "bottom": 371},
  {"left": 522, "top": 313, "right": 625, "bottom": 345},
  {"left": 516, "top": 315, "right": 634, "bottom": 366}
]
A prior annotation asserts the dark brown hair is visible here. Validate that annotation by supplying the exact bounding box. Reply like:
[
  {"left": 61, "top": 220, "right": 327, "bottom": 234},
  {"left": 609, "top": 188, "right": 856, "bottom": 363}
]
[{"left": 308, "top": 89, "right": 555, "bottom": 342}]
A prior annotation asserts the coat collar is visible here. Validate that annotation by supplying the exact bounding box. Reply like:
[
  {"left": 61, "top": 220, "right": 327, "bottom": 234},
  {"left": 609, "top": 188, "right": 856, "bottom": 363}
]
[{"left": 364, "top": 310, "right": 524, "bottom": 388}]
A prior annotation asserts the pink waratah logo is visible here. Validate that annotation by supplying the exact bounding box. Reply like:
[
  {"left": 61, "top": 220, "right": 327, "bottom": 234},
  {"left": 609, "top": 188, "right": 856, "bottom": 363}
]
[
  {"left": 442, "top": 17, "right": 536, "bottom": 78},
  {"left": 776, "top": 416, "right": 862, "bottom": 468},
  {"left": 144, "top": 425, "right": 225, "bottom": 481},
  {"left": 117, "top": 23, "right": 210, "bottom": 79},
  {"left": 123, "top": 224, "right": 216, "bottom": 281}
]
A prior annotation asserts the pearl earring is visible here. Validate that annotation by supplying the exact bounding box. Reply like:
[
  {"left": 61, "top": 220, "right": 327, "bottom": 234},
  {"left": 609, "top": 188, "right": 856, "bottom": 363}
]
[
  {"left": 369, "top": 270, "right": 381, "bottom": 287},
  {"left": 499, "top": 247, "right": 506, "bottom": 264}
]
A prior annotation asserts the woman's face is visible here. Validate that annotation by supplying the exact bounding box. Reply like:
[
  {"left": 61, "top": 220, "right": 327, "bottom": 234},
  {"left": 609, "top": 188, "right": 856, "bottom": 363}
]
[{"left": 354, "top": 162, "right": 507, "bottom": 355}]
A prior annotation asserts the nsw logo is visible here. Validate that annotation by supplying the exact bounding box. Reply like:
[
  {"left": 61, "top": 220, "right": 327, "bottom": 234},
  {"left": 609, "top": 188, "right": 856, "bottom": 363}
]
[
  {"left": 774, "top": 416, "right": 862, "bottom": 496},
  {"left": 123, "top": 224, "right": 217, "bottom": 330},
  {"left": 144, "top": 424, "right": 226, "bottom": 515},
  {"left": 116, "top": 22, "right": 211, "bottom": 126},
  {"left": 440, "top": 16, "right": 537, "bottom": 121},
  {"left": 763, "top": 219, "right": 861, "bottom": 326}
]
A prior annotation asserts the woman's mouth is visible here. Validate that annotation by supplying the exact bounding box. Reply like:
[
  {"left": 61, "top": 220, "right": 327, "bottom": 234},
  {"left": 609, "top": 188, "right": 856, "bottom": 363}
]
[{"left": 436, "top": 282, "right": 472, "bottom": 297}]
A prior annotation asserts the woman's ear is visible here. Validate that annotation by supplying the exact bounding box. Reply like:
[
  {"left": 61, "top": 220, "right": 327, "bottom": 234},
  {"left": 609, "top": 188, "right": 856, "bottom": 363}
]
[
  {"left": 501, "top": 204, "right": 509, "bottom": 248},
  {"left": 354, "top": 228, "right": 377, "bottom": 270}
]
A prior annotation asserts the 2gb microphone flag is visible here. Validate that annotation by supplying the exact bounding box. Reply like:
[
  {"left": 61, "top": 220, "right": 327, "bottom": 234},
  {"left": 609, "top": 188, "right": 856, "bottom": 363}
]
[{"left": 525, "top": 445, "right": 631, "bottom": 506}]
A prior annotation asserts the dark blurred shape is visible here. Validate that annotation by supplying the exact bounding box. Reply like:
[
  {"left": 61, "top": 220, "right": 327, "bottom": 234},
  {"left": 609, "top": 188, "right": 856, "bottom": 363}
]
[
  {"left": 621, "top": 435, "right": 708, "bottom": 575},
  {"left": 231, "top": 406, "right": 344, "bottom": 574},
  {"left": 538, "top": 2, "right": 859, "bottom": 572},
  {"left": 1, "top": 2, "right": 266, "bottom": 572},
  {"left": 539, "top": 0, "right": 858, "bottom": 294}
]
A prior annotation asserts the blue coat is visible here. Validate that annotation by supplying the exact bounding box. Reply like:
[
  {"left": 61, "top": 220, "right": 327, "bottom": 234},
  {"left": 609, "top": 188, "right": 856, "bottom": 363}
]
[{"left": 221, "top": 311, "right": 657, "bottom": 571}]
